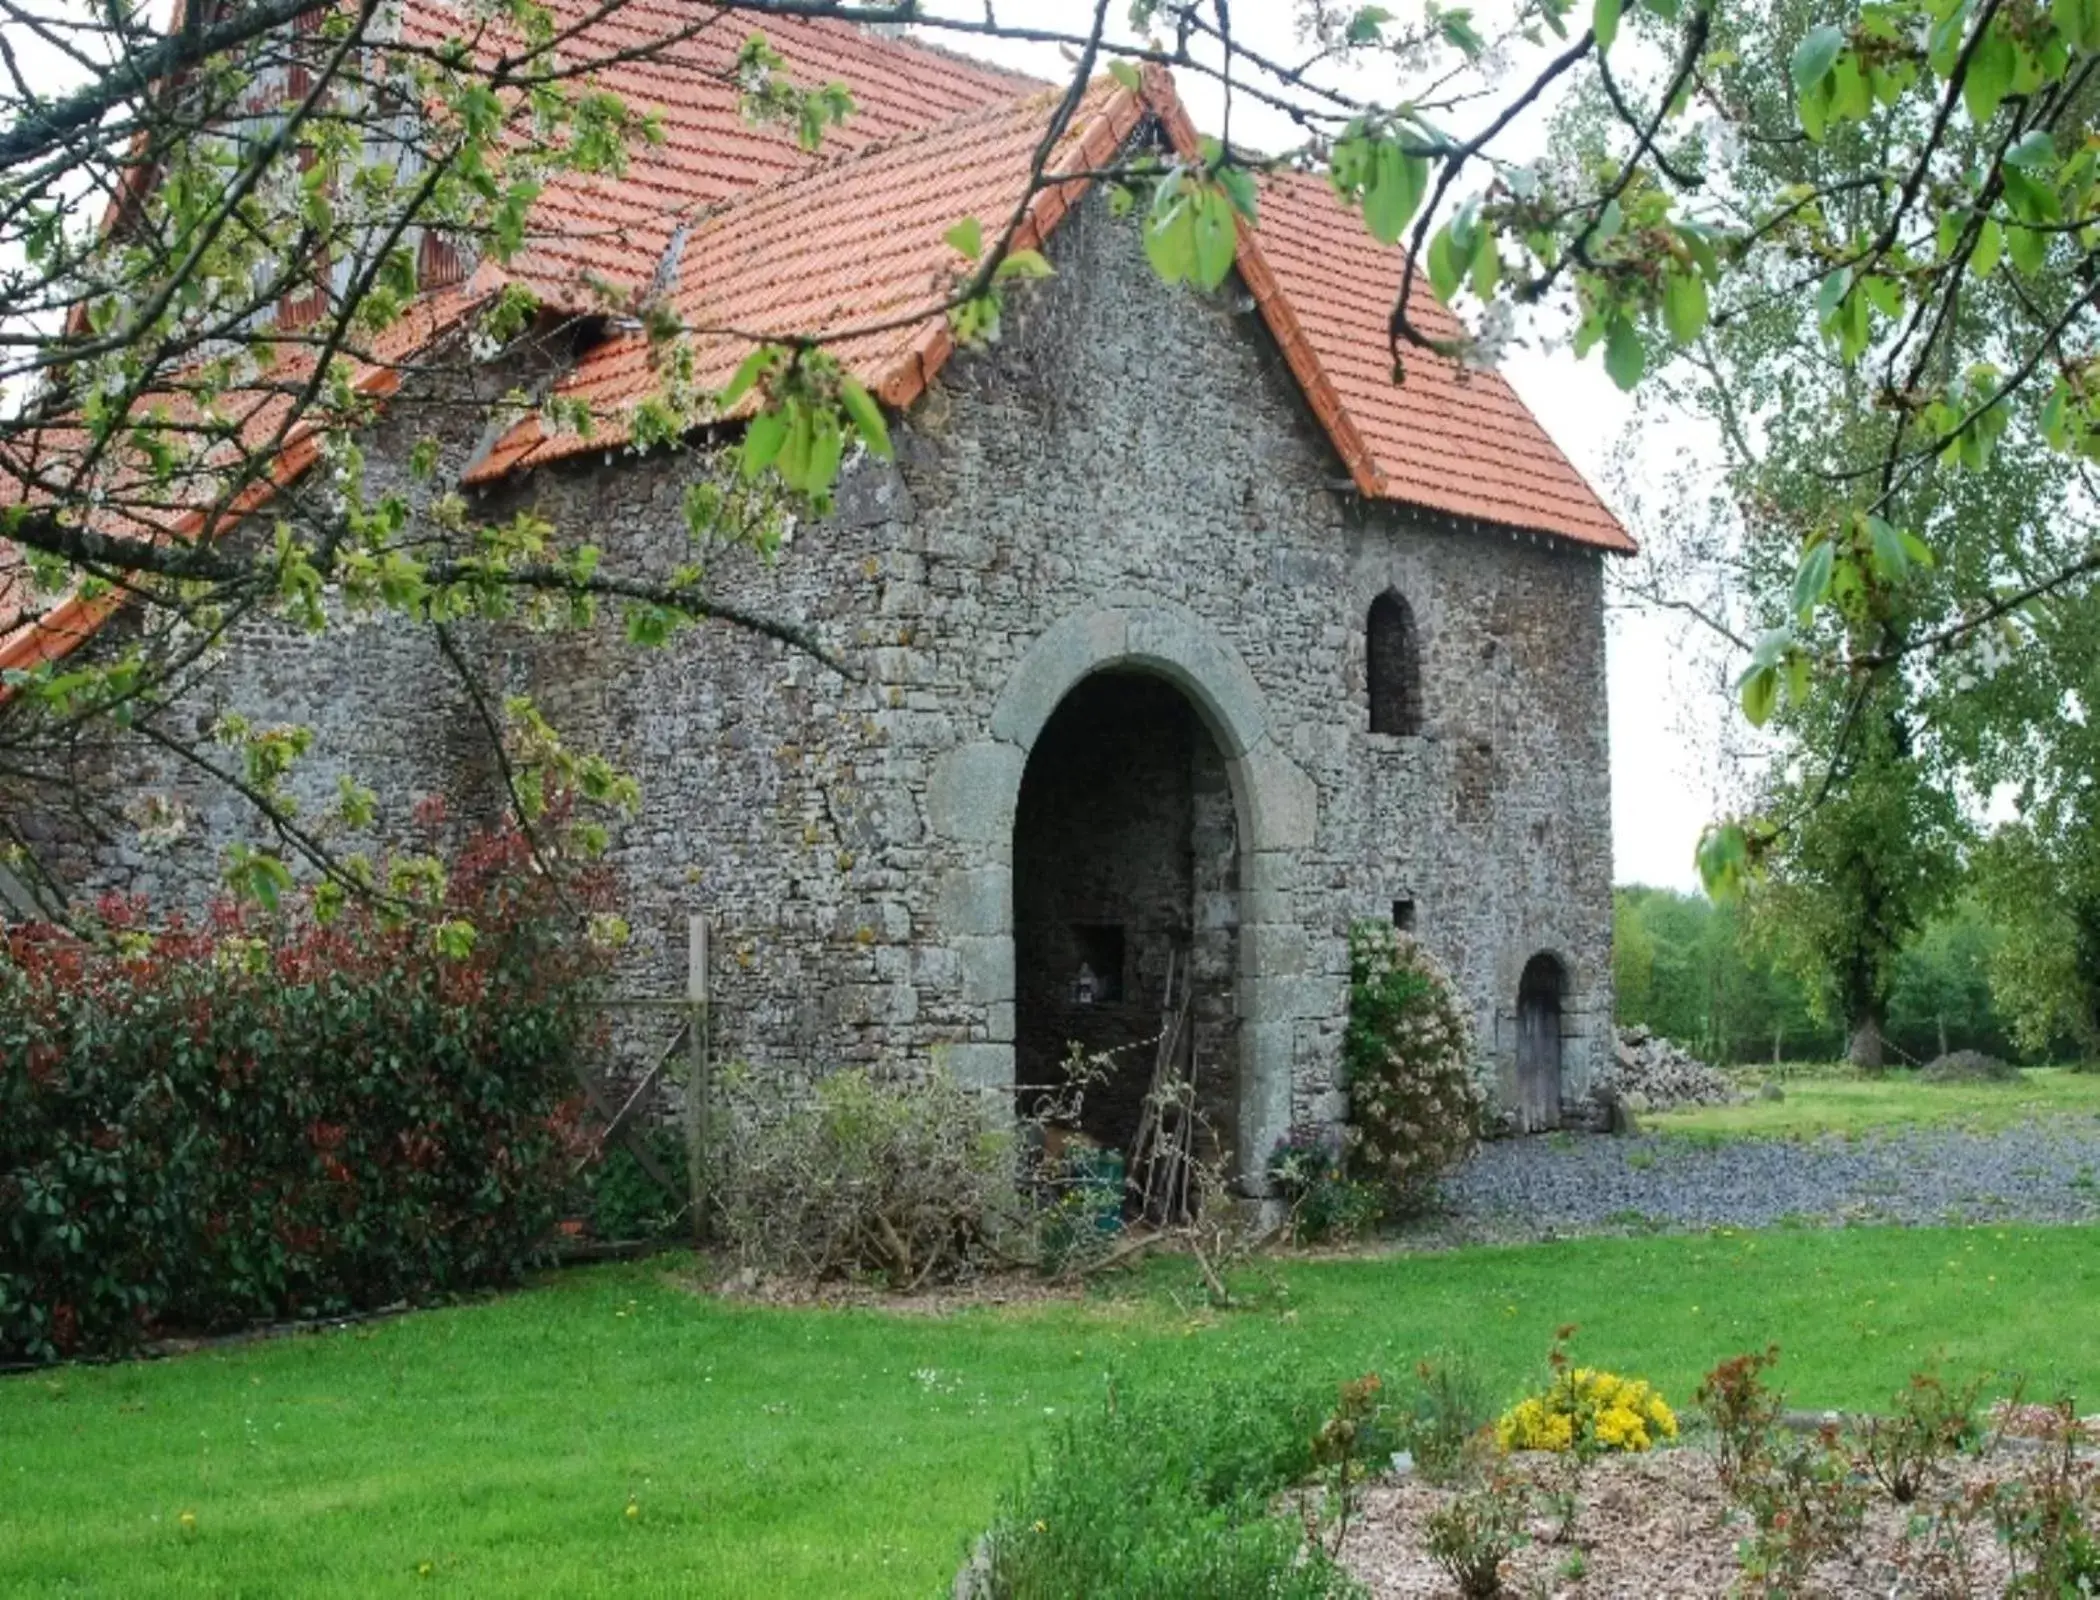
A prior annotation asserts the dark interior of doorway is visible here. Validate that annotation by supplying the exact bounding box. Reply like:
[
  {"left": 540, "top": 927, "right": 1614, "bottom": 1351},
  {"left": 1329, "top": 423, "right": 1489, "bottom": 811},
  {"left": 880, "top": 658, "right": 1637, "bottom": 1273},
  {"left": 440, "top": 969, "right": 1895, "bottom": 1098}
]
[{"left": 1012, "top": 671, "right": 1240, "bottom": 1204}]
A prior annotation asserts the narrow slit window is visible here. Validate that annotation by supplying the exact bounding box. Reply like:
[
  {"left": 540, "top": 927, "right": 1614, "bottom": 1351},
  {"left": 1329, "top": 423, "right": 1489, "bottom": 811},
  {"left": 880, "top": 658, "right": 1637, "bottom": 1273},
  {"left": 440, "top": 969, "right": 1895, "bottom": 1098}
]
[{"left": 1367, "top": 591, "right": 1422, "bottom": 736}]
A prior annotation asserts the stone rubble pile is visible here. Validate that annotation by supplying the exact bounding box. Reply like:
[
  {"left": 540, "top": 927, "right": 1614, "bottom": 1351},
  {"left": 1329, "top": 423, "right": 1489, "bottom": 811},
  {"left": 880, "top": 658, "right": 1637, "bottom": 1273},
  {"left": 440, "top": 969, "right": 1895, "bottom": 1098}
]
[{"left": 1597, "top": 1025, "right": 1739, "bottom": 1113}]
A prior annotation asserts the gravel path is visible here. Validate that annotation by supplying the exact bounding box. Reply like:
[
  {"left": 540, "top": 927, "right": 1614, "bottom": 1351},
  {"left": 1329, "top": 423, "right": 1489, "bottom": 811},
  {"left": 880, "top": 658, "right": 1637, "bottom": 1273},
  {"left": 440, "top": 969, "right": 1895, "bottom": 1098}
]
[{"left": 1418, "top": 1122, "right": 2100, "bottom": 1243}]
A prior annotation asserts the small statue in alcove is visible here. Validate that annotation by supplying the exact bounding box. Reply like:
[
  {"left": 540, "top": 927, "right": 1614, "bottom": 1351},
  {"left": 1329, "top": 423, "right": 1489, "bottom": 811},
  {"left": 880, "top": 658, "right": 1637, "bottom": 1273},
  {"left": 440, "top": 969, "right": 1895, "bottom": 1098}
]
[{"left": 1071, "top": 962, "right": 1099, "bottom": 1006}]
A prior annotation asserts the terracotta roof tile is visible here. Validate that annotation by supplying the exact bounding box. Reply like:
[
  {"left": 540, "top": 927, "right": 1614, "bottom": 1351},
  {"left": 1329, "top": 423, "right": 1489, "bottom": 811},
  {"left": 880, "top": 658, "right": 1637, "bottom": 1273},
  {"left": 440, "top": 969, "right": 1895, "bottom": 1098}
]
[
  {"left": 405, "top": 4, "right": 1042, "bottom": 301},
  {"left": 7, "top": 20, "right": 1631, "bottom": 682},
  {"left": 468, "top": 48, "right": 1629, "bottom": 553},
  {"left": 465, "top": 79, "right": 1140, "bottom": 480},
  {"left": 1243, "top": 170, "right": 1631, "bottom": 552}
]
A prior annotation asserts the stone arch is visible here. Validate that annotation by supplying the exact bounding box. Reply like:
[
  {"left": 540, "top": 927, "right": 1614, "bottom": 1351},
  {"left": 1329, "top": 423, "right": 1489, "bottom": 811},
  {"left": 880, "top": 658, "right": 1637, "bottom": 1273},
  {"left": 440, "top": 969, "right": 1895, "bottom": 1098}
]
[{"left": 928, "top": 600, "right": 1318, "bottom": 1194}]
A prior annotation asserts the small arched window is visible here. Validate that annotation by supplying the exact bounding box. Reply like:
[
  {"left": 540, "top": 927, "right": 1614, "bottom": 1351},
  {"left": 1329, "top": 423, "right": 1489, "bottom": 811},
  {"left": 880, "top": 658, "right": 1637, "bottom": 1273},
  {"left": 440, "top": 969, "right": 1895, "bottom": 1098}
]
[{"left": 1367, "top": 591, "right": 1422, "bottom": 736}]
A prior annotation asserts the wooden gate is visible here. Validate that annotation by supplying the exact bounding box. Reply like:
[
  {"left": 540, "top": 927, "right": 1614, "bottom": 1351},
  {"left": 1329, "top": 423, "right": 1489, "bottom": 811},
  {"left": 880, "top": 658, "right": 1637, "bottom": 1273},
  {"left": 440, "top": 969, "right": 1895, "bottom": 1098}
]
[
  {"left": 1515, "top": 954, "right": 1565, "bottom": 1132},
  {"left": 574, "top": 915, "right": 713, "bottom": 1242}
]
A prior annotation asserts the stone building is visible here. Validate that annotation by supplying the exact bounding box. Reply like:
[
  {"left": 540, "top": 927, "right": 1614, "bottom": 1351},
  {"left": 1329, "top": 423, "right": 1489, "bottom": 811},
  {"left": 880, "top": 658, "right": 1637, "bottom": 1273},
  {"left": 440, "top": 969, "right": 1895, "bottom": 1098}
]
[{"left": 0, "top": 16, "right": 1633, "bottom": 1186}]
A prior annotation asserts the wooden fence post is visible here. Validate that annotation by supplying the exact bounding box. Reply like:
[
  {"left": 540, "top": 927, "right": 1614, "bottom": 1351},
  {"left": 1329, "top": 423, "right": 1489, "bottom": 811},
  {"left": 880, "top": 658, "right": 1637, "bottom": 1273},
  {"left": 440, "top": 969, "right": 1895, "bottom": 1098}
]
[{"left": 686, "top": 913, "right": 711, "bottom": 1246}]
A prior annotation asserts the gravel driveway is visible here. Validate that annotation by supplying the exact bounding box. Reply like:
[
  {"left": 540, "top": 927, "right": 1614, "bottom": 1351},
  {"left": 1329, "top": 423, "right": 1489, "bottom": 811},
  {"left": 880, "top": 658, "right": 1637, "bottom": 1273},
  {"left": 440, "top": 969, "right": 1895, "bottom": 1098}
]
[{"left": 1420, "top": 1122, "right": 2100, "bottom": 1243}]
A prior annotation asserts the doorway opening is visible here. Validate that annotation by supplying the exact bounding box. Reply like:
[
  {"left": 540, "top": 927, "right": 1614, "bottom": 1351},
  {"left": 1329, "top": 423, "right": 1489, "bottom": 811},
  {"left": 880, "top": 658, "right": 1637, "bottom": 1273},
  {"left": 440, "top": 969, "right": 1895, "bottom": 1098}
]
[
  {"left": 1012, "top": 671, "right": 1240, "bottom": 1210},
  {"left": 1515, "top": 952, "right": 1567, "bottom": 1132}
]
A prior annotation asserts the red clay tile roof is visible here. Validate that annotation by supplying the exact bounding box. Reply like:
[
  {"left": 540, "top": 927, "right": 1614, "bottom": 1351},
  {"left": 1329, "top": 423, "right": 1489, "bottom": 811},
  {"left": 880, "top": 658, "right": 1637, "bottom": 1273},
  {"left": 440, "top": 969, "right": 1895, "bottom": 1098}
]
[
  {"left": 466, "top": 78, "right": 1142, "bottom": 481},
  {"left": 1245, "top": 172, "right": 1631, "bottom": 552},
  {"left": 3, "top": 19, "right": 1630, "bottom": 681},
  {"left": 461, "top": 44, "right": 1629, "bottom": 554},
  {"left": 406, "top": 3, "right": 1042, "bottom": 302}
]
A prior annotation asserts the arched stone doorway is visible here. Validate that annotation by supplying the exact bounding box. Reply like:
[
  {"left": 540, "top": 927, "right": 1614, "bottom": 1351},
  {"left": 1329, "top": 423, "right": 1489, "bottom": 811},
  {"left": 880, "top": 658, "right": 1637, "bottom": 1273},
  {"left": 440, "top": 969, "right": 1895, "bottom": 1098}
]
[
  {"left": 925, "top": 599, "right": 1321, "bottom": 1196},
  {"left": 1013, "top": 671, "right": 1240, "bottom": 1189},
  {"left": 1515, "top": 952, "right": 1567, "bottom": 1131}
]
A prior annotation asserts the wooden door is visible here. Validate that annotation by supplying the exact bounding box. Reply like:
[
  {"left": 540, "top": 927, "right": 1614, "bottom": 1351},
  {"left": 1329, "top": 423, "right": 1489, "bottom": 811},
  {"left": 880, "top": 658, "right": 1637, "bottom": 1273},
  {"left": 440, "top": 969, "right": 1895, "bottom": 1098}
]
[{"left": 1516, "top": 957, "right": 1564, "bottom": 1131}]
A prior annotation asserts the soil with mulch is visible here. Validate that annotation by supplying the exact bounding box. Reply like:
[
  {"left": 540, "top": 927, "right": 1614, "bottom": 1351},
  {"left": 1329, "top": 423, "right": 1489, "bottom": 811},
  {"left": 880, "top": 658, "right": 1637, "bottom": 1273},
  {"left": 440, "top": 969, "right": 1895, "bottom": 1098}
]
[{"left": 1335, "top": 1445, "right": 2029, "bottom": 1597}]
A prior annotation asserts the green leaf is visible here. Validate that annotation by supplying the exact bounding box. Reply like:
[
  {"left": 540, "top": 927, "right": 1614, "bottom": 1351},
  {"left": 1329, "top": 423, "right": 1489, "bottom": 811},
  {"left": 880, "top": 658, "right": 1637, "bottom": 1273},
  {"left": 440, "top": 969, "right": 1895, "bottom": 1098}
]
[
  {"left": 1815, "top": 267, "right": 1852, "bottom": 324},
  {"left": 2006, "top": 129, "right": 2058, "bottom": 169},
  {"left": 1144, "top": 204, "right": 1195, "bottom": 284},
  {"left": 1696, "top": 821, "right": 1750, "bottom": 900},
  {"left": 1739, "top": 663, "right": 1779, "bottom": 727},
  {"left": 1439, "top": 9, "right": 1486, "bottom": 55},
  {"left": 2053, "top": 0, "right": 2100, "bottom": 50},
  {"left": 1901, "top": 530, "right": 1936, "bottom": 569},
  {"left": 1964, "top": 23, "right": 2015, "bottom": 125},
  {"left": 992, "top": 248, "right": 1055, "bottom": 281},
  {"left": 1362, "top": 142, "right": 1428, "bottom": 245},
  {"left": 1346, "top": 4, "right": 1394, "bottom": 43},
  {"left": 1427, "top": 224, "right": 1466, "bottom": 303},
  {"left": 1799, "top": 76, "right": 1830, "bottom": 142},
  {"left": 741, "top": 409, "right": 787, "bottom": 478},
  {"left": 1217, "top": 163, "right": 1260, "bottom": 223},
  {"left": 1792, "top": 539, "right": 1835, "bottom": 616},
  {"left": 1107, "top": 59, "right": 1142, "bottom": 91},
  {"left": 1785, "top": 652, "right": 1812, "bottom": 707},
  {"left": 1469, "top": 229, "right": 1500, "bottom": 299},
  {"left": 1593, "top": 0, "right": 1622, "bottom": 53},
  {"left": 1603, "top": 315, "right": 1645, "bottom": 390},
  {"left": 1791, "top": 24, "right": 1844, "bottom": 93},
  {"left": 837, "top": 377, "right": 891, "bottom": 459},
  {"left": 806, "top": 413, "right": 845, "bottom": 496},
  {"left": 1971, "top": 216, "right": 2003, "bottom": 277},
  {"left": 944, "top": 216, "right": 984, "bottom": 262},
  {"left": 2001, "top": 166, "right": 2061, "bottom": 224},
  {"left": 1676, "top": 221, "right": 1720, "bottom": 281},
  {"left": 1830, "top": 55, "right": 1870, "bottom": 123},
  {"left": 720, "top": 346, "right": 776, "bottom": 408},
  {"left": 1662, "top": 268, "right": 1709, "bottom": 345},
  {"left": 2007, "top": 222, "right": 2048, "bottom": 276},
  {"left": 1748, "top": 625, "right": 1794, "bottom": 670},
  {"left": 1865, "top": 515, "right": 1908, "bottom": 578},
  {"left": 1191, "top": 189, "right": 1239, "bottom": 289}
]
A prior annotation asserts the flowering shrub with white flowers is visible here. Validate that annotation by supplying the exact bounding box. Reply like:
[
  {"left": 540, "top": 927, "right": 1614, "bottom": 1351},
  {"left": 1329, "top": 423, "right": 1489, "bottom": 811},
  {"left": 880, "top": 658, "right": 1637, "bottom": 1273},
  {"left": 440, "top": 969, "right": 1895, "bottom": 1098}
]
[{"left": 1341, "top": 921, "right": 1488, "bottom": 1213}]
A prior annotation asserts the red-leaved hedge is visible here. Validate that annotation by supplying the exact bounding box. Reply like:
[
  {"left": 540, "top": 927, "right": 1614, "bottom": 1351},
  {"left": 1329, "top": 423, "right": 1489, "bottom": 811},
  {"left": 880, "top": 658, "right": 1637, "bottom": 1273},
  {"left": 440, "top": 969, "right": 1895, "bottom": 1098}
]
[{"left": 0, "top": 826, "right": 606, "bottom": 1364}]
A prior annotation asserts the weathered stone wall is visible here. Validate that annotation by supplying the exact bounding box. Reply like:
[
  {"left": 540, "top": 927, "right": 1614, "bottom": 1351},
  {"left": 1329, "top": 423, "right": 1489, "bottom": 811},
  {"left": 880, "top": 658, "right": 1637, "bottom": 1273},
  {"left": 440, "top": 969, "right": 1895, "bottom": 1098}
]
[{"left": 37, "top": 165, "right": 1615, "bottom": 1173}]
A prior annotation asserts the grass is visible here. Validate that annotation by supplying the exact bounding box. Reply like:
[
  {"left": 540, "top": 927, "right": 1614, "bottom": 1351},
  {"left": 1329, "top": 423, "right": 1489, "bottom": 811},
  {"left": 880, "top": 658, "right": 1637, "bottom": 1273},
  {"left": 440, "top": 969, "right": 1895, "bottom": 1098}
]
[
  {"left": 4, "top": 1226, "right": 2100, "bottom": 1596},
  {"left": 1647, "top": 1065, "right": 2100, "bottom": 1141}
]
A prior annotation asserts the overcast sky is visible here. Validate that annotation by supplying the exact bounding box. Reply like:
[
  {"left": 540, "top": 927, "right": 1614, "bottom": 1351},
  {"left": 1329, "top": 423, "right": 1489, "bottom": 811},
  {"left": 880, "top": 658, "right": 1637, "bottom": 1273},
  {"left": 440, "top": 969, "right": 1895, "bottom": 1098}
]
[{"left": 920, "top": 2, "right": 1737, "bottom": 891}]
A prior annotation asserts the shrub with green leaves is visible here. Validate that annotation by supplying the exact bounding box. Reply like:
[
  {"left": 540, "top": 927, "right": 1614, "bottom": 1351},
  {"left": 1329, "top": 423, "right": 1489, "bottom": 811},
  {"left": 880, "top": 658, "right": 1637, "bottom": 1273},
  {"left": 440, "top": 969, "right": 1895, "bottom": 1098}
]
[
  {"left": 1268, "top": 1130, "right": 1384, "bottom": 1244},
  {"left": 0, "top": 825, "right": 607, "bottom": 1364},
  {"left": 1342, "top": 922, "right": 1488, "bottom": 1212},
  {"left": 981, "top": 1367, "right": 1364, "bottom": 1599}
]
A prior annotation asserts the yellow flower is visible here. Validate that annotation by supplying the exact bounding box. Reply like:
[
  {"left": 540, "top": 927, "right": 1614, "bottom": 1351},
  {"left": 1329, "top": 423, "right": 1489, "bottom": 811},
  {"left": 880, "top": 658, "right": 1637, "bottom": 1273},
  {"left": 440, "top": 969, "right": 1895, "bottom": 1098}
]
[{"left": 1496, "top": 1367, "right": 1676, "bottom": 1456}]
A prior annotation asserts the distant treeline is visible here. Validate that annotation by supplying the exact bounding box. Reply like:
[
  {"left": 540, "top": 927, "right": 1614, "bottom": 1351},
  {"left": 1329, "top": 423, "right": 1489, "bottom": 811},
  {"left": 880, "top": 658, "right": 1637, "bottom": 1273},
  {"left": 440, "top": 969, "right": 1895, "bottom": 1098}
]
[{"left": 1614, "top": 886, "right": 2025, "bottom": 1067}]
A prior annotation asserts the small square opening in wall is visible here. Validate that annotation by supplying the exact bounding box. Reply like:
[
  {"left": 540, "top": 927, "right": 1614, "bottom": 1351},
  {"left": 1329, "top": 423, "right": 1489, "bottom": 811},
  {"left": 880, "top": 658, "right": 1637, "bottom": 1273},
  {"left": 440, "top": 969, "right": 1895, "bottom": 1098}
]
[
  {"left": 1070, "top": 924, "right": 1126, "bottom": 1005},
  {"left": 1391, "top": 898, "right": 1417, "bottom": 932}
]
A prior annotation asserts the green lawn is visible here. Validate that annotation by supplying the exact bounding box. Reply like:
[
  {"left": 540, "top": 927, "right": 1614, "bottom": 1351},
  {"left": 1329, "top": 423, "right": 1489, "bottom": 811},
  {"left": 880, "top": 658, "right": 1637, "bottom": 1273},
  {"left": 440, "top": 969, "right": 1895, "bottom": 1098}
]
[
  {"left": 1646, "top": 1065, "right": 2100, "bottom": 1140},
  {"left": 4, "top": 1228, "right": 2099, "bottom": 1597}
]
